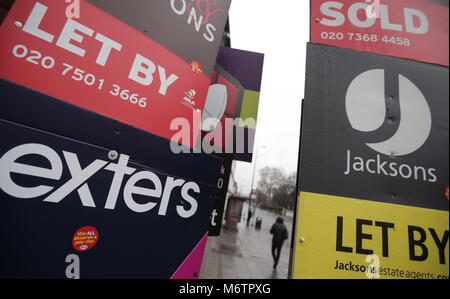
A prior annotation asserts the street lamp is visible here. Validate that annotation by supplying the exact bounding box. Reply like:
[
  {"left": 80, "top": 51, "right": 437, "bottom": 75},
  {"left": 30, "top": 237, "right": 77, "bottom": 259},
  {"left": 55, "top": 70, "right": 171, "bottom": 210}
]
[{"left": 247, "top": 145, "right": 267, "bottom": 225}]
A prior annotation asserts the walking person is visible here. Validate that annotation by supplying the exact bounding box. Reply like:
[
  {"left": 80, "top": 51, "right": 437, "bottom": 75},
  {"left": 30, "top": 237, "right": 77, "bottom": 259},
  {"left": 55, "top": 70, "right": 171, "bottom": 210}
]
[
  {"left": 246, "top": 208, "right": 253, "bottom": 226},
  {"left": 270, "top": 217, "right": 288, "bottom": 270}
]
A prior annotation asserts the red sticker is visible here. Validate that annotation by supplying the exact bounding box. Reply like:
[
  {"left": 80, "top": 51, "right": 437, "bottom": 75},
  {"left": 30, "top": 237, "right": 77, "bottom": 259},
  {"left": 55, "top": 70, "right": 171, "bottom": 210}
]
[
  {"left": 190, "top": 61, "right": 203, "bottom": 75},
  {"left": 72, "top": 226, "right": 99, "bottom": 252},
  {"left": 445, "top": 185, "right": 449, "bottom": 201}
]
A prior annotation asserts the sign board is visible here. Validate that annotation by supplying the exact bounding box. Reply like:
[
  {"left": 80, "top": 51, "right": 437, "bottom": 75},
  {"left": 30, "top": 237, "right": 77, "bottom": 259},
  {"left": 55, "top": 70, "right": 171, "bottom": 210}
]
[
  {"left": 293, "top": 43, "right": 449, "bottom": 279},
  {"left": 0, "top": 79, "right": 222, "bottom": 278},
  {"left": 208, "top": 154, "right": 233, "bottom": 236},
  {"left": 206, "top": 47, "right": 264, "bottom": 237},
  {"left": 311, "top": 0, "right": 449, "bottom": 66},
  {"left": 216, "top": 46, "right": 265, "bottom": 162},
  {"left": 204, "top": 64, "right": 243, "bottom": 237},
  {"left": 0, "top": 0, "right": 230, "bottom": 146},
  {"left": 198, "top": 64, "right": 245, "bottom": 154},
  {"left": 295, "top": 192, "right": 449, "bottom": 279},
  {"left": 86, "top": 0, "right": 231, "bottom": 78}
]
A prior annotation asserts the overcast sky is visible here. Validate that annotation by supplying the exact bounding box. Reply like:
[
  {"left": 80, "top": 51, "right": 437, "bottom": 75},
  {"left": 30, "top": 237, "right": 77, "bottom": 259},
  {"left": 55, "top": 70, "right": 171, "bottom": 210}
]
[{"left": 228, "top": 0, "right": 310, "bottom": 196}]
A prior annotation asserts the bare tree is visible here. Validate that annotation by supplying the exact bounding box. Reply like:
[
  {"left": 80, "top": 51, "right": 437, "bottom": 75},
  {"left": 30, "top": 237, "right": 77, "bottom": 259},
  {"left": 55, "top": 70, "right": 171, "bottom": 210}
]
[
  {"left": 272, "top": 172, "right": 296, "bottom": 210},
  {"left": 258, "top": 167, "right": 285, "bottom": 201},
  {"left": 257, "top": 167, "right": 297, "bottom": 210}
]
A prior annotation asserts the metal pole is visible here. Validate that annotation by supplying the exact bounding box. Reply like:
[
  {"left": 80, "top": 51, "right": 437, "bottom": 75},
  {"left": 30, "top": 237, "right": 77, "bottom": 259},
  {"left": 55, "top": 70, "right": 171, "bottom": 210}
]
[{"left": 247, "top": 146, "right": 266, "bottom": 226}]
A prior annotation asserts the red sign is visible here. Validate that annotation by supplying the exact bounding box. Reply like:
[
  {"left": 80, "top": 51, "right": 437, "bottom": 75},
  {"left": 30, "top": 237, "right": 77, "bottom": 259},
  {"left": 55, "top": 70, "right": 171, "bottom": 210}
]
[
  {"left": 311, "top": 0, "right": 449, "bottom": 66},
  {"left": 0, "top": 0, "right": 210, "bottom": 145},
  {"left": 72, "top": 226, "right": 99, "bottom": 252}
]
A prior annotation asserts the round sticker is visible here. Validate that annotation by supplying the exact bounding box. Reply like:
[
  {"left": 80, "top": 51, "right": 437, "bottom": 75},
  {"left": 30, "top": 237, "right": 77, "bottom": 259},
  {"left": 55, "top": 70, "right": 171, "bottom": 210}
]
[
  {"left": 72, "top": 226, "right": 99, "bottom": 252},
  {"left": 190, "top": 61, "right": 203, "bottom": 75}
]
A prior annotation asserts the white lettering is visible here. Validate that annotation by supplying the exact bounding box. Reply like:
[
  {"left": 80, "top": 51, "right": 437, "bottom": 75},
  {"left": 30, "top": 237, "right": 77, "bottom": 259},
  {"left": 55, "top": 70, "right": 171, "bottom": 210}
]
[
  {"left": 104, "top": 154, "right": 136, "bottom": 210},
  {"left": 380, "top": 5, "right": 403, "bottom": 31},
  {"left": 43, "top": 152, "right": 107, "bottom": 206},
  {"left": 158, "top": 66, "right": 178, "bottom": 96},
  {"left": 19, "top": 3, "right": 127, "bottom": 69},
  {"left": 349, "top": 3, "right": 376, "bottom": 28},
  {"left": 203, "top": 23, "right": 216, "bottom": 42},
  {"left": 159, "top": 177, "right": 185, "bottom": 216},
  {"left": 170, "top": 0, "right": 219, "bottom": 42},
  {"left": 128, "top": 54, "right": 156, "bottom": 86},
  {"left": 22, "top": 2, "right": 55, "bottom": 43},
  {"left": 344, "top": 149, "right": 438, "bottom": 183},
  {"left": 404, "top": 8, "right": 429, "bottom": 34},
  {"left": 318, "top": 1, "right": 429, "bottom": 35},
  {"left": 0, "top": 143, "right": 202, "bottom": 218},
  {"left": 428, "top": 168, "right": 437, "bottom": 183},
  {"left": 188, "top": 7, "right": 204, "bottom": 32},
  {"left": 170, "top": 0, "right": 186, "bottom": 15},
  {"left": 210, "top": 209, "right": 218, "bottom": 226},
  {"left": 320, "top": 1, "right": 345, "bottom": 27},
  {"left": 177, "top": 182, "right": 200, "bottom": 218},
  {"left": 56, "top": 19, "right": 94, "bottom": 57},
  {"left": 94, "top": 33, "right": 123, "bottom": 66},
  {"left": 123, "top": 171, "right": 162, "bottom": 213},
  {"left": 0, "top": 144, "right": 62, "bottom": 198}
]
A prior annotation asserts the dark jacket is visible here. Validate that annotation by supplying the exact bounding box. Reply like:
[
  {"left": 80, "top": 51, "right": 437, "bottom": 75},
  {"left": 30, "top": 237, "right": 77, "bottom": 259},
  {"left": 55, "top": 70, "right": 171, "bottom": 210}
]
[{"left": 270, "top": 218, "right": 288, "bottom": 245}]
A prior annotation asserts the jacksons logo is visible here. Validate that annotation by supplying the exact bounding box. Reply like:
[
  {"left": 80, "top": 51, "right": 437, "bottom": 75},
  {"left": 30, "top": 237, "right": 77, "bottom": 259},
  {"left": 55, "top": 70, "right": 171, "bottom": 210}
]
[
  {"left": 344, "top": 150, "right": 437, "bottom": 183},
  {"left": 170, "top": 0, "right": 225, "bottom": 42},
  {"left": 0, "top": 143, "right": 200, "bottom": 218},
  {"left": 344, "top": 69, "right": 437, "bottom": 183}
]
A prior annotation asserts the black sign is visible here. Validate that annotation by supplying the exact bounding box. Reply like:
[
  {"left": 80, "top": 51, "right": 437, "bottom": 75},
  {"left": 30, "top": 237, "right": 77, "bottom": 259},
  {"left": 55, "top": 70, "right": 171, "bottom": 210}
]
[
  {"left": 299, "top": 43, "right": 449, "bottom": 211},
  {"left": 208, "top": 154, "right": 233, "bottom": 236},
  {"left": 0, "top": 79, "right": 222, "bottom": 278},
  {"left": 86, "top": 0, "right": 232, "bottom": 77}
]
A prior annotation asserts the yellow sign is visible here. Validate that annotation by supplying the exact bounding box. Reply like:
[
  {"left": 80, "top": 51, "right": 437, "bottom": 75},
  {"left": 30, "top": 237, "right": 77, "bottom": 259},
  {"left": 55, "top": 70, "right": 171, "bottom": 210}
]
[{"left": 293, "top": 192, "right": 449, "bottom": 279}]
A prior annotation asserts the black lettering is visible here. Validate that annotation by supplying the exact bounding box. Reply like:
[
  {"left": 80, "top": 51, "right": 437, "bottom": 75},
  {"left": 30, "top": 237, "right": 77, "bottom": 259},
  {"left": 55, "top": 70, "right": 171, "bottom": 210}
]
[
  {"left": 408, "top": 226, "right": 428, "bottom": 262},
  {"left": 375, "top": 221, "right": 395, "bottom": 257},
  {"left": 429, "top": 228, "right": 449, "bottom": 265},
  {"left": 336, "top": 216, "right": 353, "bottom": 253},
  {"left": 356, "top": 219, "right": 373, "bottom": 255}
]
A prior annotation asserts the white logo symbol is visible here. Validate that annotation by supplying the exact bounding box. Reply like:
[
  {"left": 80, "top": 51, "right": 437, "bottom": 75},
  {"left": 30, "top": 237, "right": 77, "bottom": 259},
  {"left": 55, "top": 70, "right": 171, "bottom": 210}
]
[
  {"left": 184, "top": 90, "right": 196, "bottom": 98},
  {"left": 346, "top": 69, "right": 432, "bottom": 156},
  {"left": 201, "top": 84, "right": 228, "bottom": 132},
  {"left": 182, "top": 89, "right": 197, "bottom": 107},
  {"left": 79, "top": 245, "right": 89, "bottom": 251}
]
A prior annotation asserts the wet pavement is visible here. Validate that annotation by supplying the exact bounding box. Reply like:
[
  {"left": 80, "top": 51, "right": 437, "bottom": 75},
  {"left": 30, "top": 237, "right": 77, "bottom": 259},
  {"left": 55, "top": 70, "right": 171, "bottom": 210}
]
[{"left": 200, "top": 203, "right": 293, "bottom": 279}]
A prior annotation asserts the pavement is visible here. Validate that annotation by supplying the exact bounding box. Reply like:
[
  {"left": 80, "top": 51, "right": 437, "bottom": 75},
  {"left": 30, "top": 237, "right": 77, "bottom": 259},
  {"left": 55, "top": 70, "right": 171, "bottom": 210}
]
[{"left": 200, "top": 203, "right": 293, "bottom": 279}]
